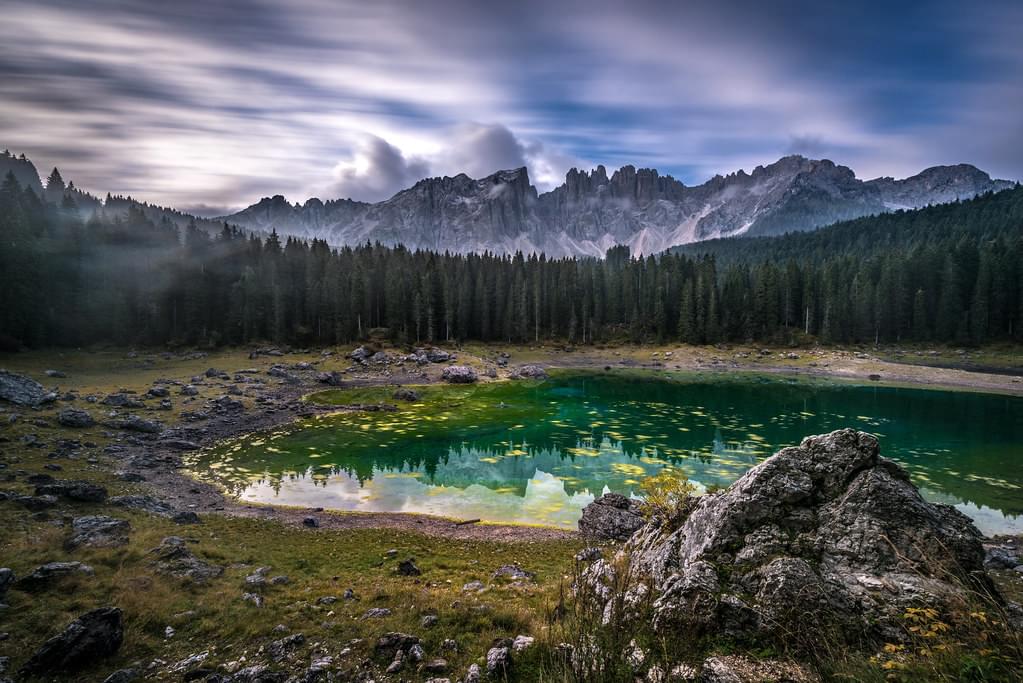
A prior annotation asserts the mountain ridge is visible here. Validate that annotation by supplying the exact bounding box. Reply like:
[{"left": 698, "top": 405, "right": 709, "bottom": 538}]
[{"left": 221, "top": 155, "right": 1014, "bottom": 256}]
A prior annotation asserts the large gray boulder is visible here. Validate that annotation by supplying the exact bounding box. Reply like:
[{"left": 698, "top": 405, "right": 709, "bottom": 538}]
[
  {"left": 583, "top": 429, "right": 997, "bottom": 648},
  {"left": 65, "top": 516, "right": 131, "bottom": 550},
  {"left": 149, "top": 536, "right": 223, "bottom": 582},
  {"left": 58, "top": 407, "right": 96, "bottom": 428},
  {"left": 36, "top": 480, "right": 108, "bottom": 503},
  {"left": 510, "top": 364, "right": 548, "bottom": 380},
  {"left": 20, "top": 607, "right": 123, "bottom": 675},
  {"left": 441, "top": 365, "right": 477, "bottom": 384},
  {"left": 0, "top": 369, "right": 55, "bottom": 406},
  {"left": 578, "top": 493, "right": 645, "bottom": 541},
  {"left": 15, "top": 561, "right": 95, "bottom": 592}
]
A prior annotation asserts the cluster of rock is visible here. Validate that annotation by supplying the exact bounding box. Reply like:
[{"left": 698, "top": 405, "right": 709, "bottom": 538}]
[
  {"left": 578, "top": 429, "right": 1013, "bottom": 672},
  {"left": 508, "top": 364, "right": 548, "bottom": 380},
  {"left": 350, "top": 345, "right": 453, "bottom": 366}
]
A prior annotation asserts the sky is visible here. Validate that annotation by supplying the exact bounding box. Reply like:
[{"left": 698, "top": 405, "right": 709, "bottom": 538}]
[{"left": 1, "top": 0, "right": 1021, "bottom": 215}]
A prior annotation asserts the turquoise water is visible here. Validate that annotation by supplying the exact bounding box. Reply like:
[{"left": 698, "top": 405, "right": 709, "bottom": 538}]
[{"left": 186, "top": 371, "right": 1023, "bottom": 534}]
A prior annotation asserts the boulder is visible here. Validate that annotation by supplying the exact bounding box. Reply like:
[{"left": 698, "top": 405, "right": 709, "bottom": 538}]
[
  {"left": 173, "top": 511, "right": 201, "bottom": 525},
  {"left": 510, "top": 364, "right": 548, "bottom": 380},
  {"left": 35, "top": 480, "right": 108, "bottom": 503},
  {"left": 486, "top": 645, "right": 511, "bottom": 676},
  {"left": 58, "top": 408, "right": 96, "bottom": 428},
  {"left": 110, "top": 415, "right": 163, "bottom": 433},
  {"left": 397, "top": 558, "right": 422, "bottom": 576},
  {"left": 19, "top": 607, "right": 123, "bottom": 676},
  {"left": 578, "top": 493, "right": 645, "bottom": 541},
  {"left": 374, "top": 632, "right": 419, "bottom": 658},
  {"left": 65, "top": 516, "right": 131, "bottom": 550},
  {"left": 109, "top": 494, "right": 176, "bottom": 516},
  {"left": 158, "top": 438, "right": 200, "bottom": 451},
  {"left": 0, "top": 370, "right": 55, "bottom": 406},
  {"left": 349, "top": 346, "right": 373, "bottom": 362},
  {"left": 0, "top": 567, "right": 15, "bottom": 599},
  {"left": 102, "top": 668, "right": 138, "bottom": 683},
  {"left": 15, "top": 562, "right": 94, "bottom": 591},
  {"left": 441, "top": 365, "right": 477, "bottom": 384},
  {"left": 582, "top": 429, "right": 998, "bottom": 649},
  {"left": 149, "top": 536, "right": 223, "bottom": 582},
  {"left": 100, "top": 393, "right": 144, "bottom": 408},
  {"left": 393, "top": 387, "right": 420, "bottom": 401},
  {"left": 315, "top": 371, "right": 343, "bottom": 386},
  {"left": 426, "top": 348, "right": 452, "bottom": 363},
  {"left": 493, "top": 565, "right": 534, "bottom": 581}
]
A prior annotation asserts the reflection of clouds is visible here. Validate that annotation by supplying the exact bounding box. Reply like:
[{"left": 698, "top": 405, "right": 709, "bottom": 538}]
[
  {"left": 209, "top": 435, "right": 771, "bottom": 526},
  {"left": 229, "top": 433, "right": 764, "bottom": 527},
  {"left": 241, "top": 467, "right": 596, "bottom": 528},
  {"left": 918, "top": 487, "right": 1023, "bottom": 536}
]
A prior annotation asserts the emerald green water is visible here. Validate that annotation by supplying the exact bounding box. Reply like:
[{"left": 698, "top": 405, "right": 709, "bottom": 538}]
[{"left": 185, "top": 371, "right": 1023, "bottom": 534}]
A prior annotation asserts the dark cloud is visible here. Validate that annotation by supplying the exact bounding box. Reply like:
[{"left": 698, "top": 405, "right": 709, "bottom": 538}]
[
  {"left": 440, "top": 123, "right": 527, "bottom": 178},
  {"left": 331, "top": 135, "right": 430, "bottom": 202}
]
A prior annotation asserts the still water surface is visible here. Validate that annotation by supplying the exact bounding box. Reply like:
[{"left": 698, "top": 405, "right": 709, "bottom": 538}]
[{"left": 186, "top": 371, "right": 1023, "bottom": 534}]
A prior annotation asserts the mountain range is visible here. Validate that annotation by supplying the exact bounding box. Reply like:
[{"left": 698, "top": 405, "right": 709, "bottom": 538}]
[
  {"left": 3, "top": 149, "right": 1013, "bottom": 257},
  {"left": 221, "top": 155, "right": 1013, "bottom": 257}
]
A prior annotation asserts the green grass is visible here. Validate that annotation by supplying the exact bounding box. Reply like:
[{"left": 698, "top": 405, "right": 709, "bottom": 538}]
[
  {"left": 1, "top": 501, "right": 581, "bottom": 681},
  {"left": 2, "top": 346, "right": 1021, "bottom": 681}
]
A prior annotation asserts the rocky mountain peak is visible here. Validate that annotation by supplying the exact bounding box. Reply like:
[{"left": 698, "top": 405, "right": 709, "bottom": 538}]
[{"left": 213, "top": 155, "right": 1013, "bottom": 257}]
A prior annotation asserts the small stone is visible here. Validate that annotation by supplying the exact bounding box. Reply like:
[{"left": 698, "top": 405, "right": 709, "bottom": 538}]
[
  {"left": 302, "top": 516, "right": 319, "bottom": 528},
  {"left": 486, "top": 646, "right": 511, "bottom": 675},
  {"left": 462, "top": 580, "right": 485, "bottom": 593},
  {"left": 172, "top": 511, "right": 201, "bottom": 525},
  {"left": 241, "top": 592, "right": 263, "bottom": 607},
  {"left": 102, "top": 668, "right": 138, "bottom": 683},
  {"left": 57, "top": 408, "right": 96, "bottom": 428},
  {"left": 397, "top": 558, "right": 422, "bottom": 576},
  {"left": 420, "top": 614, "right": 439, "bottom": 628},
  {"left": 512, "top": 635, "right": 534, "bottom": 652},
  {"left": 423, "top": 657, "right": 448, "bottom": 674},
  {"left": 493, "top": 564, "right": 534, "bottom": 581},
  {"left": 0, "top": 568, "right": 14, "bottom": 600},
  {"left": 361, "top": 607, "right": 391, "bottom": 619}
]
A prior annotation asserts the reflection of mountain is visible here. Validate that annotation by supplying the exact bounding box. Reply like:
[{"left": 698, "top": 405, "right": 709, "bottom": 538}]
[
  {"left": 238, "top": 466, "right": 600, "bottom": 528},
  {"left": 188, "top": 372, "right": 1023, "bottom": 532},
  {"left": 204, "top": 435, "right": 756, "bottom": 501}
]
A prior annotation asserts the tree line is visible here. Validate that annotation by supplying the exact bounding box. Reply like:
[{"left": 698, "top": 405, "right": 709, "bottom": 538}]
[{"left": 1, "top": 169, "right": 1022, "bottom": 350}]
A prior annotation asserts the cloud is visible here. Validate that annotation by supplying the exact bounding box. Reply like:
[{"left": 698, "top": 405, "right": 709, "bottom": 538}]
[
  {"left": 330, "top": 135, "right": 429, "bottom": 202},
  {"left": 328, "top": 124, "right": 583, "bottom": 201},
  {"left": 436, "top": 123, "right": 527, "bottom": 179},
  {"left": 1, "top": 0, "right": 1020, "bottom": 211}
]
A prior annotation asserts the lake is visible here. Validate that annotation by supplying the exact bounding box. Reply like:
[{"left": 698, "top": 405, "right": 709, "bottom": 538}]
[{"left": 184, "top": 371, "right": 1023, "bottom": 535}]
